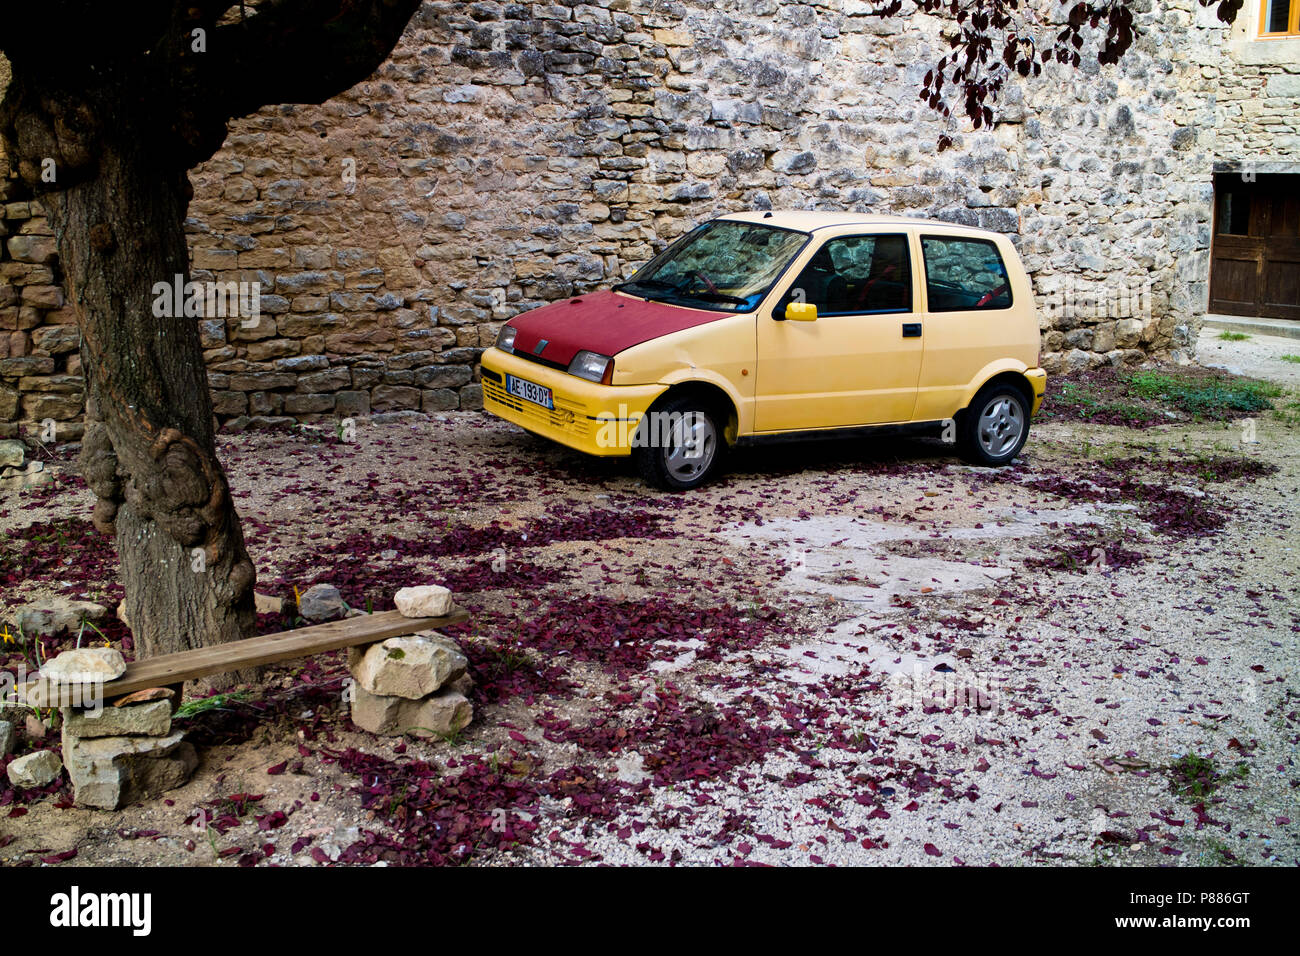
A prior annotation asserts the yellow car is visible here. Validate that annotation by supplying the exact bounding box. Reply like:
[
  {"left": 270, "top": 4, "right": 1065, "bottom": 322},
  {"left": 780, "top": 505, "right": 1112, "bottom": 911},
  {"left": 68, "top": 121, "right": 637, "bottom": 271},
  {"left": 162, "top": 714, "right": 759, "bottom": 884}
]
[{"left": 481, "top": 211, "right": 1046, "bottom": 490}]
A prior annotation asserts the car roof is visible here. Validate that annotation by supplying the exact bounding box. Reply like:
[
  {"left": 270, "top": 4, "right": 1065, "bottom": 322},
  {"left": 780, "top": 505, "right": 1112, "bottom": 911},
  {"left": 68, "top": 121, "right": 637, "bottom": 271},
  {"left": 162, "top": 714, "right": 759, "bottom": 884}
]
[{"left": 715, "top": 209, "right": 998, "bottom": 235}]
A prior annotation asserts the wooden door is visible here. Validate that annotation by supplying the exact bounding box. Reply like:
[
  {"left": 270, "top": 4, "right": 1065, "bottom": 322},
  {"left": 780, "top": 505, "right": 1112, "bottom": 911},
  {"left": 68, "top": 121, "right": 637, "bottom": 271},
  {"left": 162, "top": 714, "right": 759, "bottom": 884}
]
[{"left": 1210, "top": 174, "right": 1300, "bottom": 321}]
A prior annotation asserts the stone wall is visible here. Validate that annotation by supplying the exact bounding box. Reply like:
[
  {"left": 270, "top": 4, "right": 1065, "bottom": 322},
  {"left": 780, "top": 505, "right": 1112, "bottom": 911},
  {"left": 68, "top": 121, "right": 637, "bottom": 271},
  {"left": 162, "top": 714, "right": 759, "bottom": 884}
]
[
  {"left": 1217, "top": 5, "right": 1300, "bottom": 163},
  {"left": 2, "top": 0, "right": 1281, "bottom": 438}
]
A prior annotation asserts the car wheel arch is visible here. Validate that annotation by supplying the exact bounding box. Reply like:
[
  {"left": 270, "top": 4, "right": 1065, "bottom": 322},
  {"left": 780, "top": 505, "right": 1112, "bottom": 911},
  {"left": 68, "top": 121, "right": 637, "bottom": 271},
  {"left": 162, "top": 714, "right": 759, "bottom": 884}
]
[
  {"left": 958, "top": 368, "right": 1035, "bottom": 420},
  {"left": 646, "top": 381, "right": 739, "bottom": 445}
]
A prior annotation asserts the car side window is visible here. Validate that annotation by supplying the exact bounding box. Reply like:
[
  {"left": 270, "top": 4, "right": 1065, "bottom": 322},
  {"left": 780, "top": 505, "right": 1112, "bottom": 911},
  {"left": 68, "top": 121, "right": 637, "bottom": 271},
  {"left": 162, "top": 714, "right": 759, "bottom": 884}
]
[
  {"left": 781, "top": 234, "right": 912, "bottom": 316},
  {"left": 920, "top": 236, "right": 1013, "bottom": 311}
]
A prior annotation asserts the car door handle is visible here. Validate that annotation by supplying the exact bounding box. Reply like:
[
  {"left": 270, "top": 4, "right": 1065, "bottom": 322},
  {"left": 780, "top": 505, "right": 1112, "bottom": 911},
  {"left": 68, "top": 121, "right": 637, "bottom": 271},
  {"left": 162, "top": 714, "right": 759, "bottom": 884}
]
[{"left": 902, "top": 323, "right": 922, "bottom": 338}]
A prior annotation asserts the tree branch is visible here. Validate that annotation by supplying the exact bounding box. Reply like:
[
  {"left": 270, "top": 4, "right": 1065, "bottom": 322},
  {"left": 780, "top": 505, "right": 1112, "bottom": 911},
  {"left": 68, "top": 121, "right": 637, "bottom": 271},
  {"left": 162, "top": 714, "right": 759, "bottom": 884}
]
[{"left": 205, "top": 0, "right": 423, "bottom": 120}]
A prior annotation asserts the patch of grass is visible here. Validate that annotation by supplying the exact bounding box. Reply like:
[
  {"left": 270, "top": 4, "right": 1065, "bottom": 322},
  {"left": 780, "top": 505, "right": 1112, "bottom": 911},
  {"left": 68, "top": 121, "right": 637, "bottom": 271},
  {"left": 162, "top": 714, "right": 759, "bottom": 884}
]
[
  {"left": 1043, "top": 365, "right": 1282, "bottom": 427},
  {"left": 1168, "top": 753, "right": 1249, "bottom": 802},
  {"left": 421, "top": 726, "right": 468, "bottom": 745},
  {"left": 1216, "top": 331, "right": 1250, "bottom": 341},
  {"left": 484, "top": 644, "right": 533, "bottom": 678},
  {"left": 1128, "top": 370, "right": 1280, "bottom": 419},
  {"left": 1049, "top": 376, "right": 1168, "bottom": 427},
  {"left": 174, "top": 691, "right": 250, "bottom": 720},
  {"left": 1281, "top": 354, "right": 1300, "bottom": 365}
]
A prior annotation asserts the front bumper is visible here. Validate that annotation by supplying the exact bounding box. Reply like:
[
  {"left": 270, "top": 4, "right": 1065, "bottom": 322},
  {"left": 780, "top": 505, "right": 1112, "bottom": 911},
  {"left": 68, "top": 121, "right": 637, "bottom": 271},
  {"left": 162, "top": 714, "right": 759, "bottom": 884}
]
[
  {"left": 1025, "top": 367, "right": 1047, "bottom": 415},
  {"left": 480, "top": 347, "right": 666, "bottom": 457}
]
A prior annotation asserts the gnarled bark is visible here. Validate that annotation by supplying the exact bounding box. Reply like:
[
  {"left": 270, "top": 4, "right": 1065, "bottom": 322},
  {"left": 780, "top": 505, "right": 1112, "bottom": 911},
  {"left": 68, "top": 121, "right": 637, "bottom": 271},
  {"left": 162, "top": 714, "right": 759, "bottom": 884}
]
[{"left": 47, "top": 137, "right": 257, "bottom": 679}]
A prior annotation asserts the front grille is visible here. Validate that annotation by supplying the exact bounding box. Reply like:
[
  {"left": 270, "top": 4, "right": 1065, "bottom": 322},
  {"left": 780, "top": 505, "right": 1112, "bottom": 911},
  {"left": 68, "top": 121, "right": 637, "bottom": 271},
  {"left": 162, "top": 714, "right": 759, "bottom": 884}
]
[
  {"left": 511, "top": 350, "right": 568, "bottom": 373},
  {"left": 483, "top": 378, "right": 590, "bottom": 437}
]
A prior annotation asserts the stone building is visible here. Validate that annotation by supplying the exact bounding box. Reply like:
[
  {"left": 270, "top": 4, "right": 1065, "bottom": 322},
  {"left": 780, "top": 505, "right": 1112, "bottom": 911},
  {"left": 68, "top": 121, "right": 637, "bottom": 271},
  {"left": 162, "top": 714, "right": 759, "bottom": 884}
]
[
  {"left": 1, "top": 0, "right": 1297, "bottom": 439},
  {"left": 1208, "top": 1, "right": 1299, "bottom": 320}
]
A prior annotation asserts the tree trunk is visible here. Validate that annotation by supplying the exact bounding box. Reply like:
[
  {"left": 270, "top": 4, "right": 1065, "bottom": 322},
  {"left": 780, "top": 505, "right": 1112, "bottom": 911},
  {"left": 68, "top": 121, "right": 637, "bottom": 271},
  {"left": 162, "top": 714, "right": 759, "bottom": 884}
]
[
  {"left": 3, "top": 1, "right": 427, "bottom": 684},
  {"left": 43, "top": 138, "right": 257, "bottom": 684}
]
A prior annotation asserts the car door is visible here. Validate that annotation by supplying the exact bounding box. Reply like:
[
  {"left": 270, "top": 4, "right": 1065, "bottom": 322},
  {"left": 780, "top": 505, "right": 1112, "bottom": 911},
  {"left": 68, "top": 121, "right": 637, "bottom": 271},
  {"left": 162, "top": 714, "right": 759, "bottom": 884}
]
[
  {"left": 913, "top": 232, "right": 1024, "bottom": 421},
  {"left": 755, "top": 232, "right": 923, "bottom": 431}
]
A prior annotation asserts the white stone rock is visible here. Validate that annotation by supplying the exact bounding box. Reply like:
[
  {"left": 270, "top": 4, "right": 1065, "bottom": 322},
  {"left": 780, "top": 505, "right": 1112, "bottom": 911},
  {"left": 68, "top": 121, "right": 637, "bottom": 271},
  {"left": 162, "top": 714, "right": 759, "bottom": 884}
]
[
  {"left": 7, "top": 749, "right": 62, "bottom": 788},
  {"left": 348, "top": 632, "right": 467, "bottom": 699},
  {"left": 0, "top": 439, "right": 25, "bottom": 468},
  {"left": 40, "top": 646, "right": 126, "bottom": 682},
  {"left": 349, "top": 685, "right": 472, "bottom": 737},
  {"left": 394, "top": 584, "right": 454, "bottom": 618}
]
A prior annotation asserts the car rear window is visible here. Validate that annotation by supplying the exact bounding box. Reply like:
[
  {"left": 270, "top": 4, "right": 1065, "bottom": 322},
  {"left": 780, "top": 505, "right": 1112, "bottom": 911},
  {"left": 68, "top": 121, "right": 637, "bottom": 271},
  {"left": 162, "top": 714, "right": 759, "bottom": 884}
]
[{"left": 921, "top": 236, "right": 1013, "bottom": 311}]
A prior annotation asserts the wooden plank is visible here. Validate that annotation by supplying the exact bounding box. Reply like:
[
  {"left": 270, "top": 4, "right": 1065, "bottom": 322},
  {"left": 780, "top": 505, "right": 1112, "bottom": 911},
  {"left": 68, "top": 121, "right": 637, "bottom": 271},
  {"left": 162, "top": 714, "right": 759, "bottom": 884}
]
[{"left": 19, "top": 607, "right": 469, "bottom": 708}]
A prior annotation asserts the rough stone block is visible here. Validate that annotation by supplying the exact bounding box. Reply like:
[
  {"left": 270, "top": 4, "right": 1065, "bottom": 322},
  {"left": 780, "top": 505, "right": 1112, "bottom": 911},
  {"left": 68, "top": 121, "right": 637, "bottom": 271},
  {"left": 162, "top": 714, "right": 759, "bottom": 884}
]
[
  {"left": 283, "top": 392, "right": 335, "bottom": 414},
  {"left": 421, "top": 388, "right": 458, "bottom": 412},
  {"left": 0, "top": 355, "right": 54, "bottom": 378},
  {"left": 334, "top": 390, "right": 371, "bottom": 418},
  {"left": 229, "top": 371, "right": 297, "bottom": 391},
  {"left": 371, "top": 385, "right": 421, "bottom": 411},
  {"left": 62, "top": 728, "right": 198, "bottom": 810},
  {"left": 414, "top": 365, "right": 471, "bottom": 388},
  {"left": 62, "top": 700, "right": 172, "bottom": 739},
  {"left": 459, "top": 384, "right": 484, "bottom": 411},
  {"left": 0, "top": 438, "right": 24, "bottom": 467},
  {"left": 30, "top": 325, "right": 79, "bottom": 354},
  {"left": 245, "top": 338, "right": 300, "bottom": 362},
  {"left": 21, "top": 392, "right": 83, "bottom": 420},
  {"left": 349, "top": 685, "right": 473, "bottom": 738},
  {"left": 19, "top": 605, "right": 115, "bottom": 643},
  {"left": 1114, "top": 318, "right": 1143, "bottom": 348},
  {"left": 212, "top": 390, "right": 248, "bottom": 416},
  {"left": 348, "top": 632, "right": 466, "bottom": 700},
  {"left": 7, "top": 749, "right": 62, "bottom": 788},
  {"left": 6, "top": 235, "right": 57, "bottom": 264},
  {"left": 298, "top": 368, "right": 352, "bottom": 392}
]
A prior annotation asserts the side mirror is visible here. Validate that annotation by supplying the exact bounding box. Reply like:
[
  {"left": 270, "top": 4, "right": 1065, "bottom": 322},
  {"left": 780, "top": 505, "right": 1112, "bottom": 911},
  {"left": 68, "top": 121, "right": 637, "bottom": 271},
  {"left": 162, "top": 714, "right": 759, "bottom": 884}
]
[{"left": 784, "top": 302, "right": 818, "bottom": 322}]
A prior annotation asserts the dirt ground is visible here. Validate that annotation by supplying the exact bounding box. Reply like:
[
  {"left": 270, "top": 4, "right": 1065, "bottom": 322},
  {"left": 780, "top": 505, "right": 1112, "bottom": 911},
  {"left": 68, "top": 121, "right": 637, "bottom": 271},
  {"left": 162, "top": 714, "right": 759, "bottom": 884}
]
[{"left": 1, "top": 352, "right": 1297, "bottom": 867}]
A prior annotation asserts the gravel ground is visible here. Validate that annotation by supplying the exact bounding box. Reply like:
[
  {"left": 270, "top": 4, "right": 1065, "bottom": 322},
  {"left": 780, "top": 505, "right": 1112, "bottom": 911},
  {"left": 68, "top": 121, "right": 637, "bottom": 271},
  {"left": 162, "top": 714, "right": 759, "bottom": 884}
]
[
  {"left": 1, "top": 364, "right": 1297, "bottom": 868},
  {"left": 1198, "top": 327, "right": 1300, "bottom": 388}
]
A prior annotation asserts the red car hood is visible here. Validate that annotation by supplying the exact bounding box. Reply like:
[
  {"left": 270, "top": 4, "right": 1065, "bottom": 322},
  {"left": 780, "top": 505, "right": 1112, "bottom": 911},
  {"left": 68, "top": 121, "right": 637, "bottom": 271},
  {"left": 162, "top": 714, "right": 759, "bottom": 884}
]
[{"left": 506, "top": 290, "right": 730, "bottom": 366}]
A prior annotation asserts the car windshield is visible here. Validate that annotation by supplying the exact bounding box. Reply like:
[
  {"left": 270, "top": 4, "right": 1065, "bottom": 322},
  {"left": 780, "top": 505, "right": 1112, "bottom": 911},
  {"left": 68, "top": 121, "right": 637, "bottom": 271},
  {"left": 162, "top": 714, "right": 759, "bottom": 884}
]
[{"left": 615, "top": 220, "right": 809, "bottom": 312}]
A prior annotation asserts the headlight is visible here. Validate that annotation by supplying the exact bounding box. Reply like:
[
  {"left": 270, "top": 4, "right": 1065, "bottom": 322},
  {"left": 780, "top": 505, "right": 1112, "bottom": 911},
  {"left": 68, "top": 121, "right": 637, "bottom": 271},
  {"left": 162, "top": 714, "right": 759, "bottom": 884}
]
[
  {"left": 568, "top": 350, "right": 614, "bottom": 384},
  {"left": 496, "top": 325, "right": 517, "bottom": 353}
]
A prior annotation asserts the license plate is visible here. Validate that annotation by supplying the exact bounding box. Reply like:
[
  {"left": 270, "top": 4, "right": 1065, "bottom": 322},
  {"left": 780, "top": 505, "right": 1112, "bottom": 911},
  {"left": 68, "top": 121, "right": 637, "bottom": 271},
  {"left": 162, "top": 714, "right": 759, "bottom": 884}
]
[{"left": 505, "top": 374, "right": 554, "bottom": 410}]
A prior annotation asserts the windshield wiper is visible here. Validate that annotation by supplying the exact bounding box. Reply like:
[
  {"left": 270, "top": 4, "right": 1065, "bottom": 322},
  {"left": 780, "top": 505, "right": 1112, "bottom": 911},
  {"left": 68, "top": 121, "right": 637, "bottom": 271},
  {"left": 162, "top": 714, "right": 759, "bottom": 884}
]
[
  {"left": 613, "top": 279, "right": 674, "bottom": 294},
  {"left": 676, "top": 290, "right": 749, "bottom": 306}
]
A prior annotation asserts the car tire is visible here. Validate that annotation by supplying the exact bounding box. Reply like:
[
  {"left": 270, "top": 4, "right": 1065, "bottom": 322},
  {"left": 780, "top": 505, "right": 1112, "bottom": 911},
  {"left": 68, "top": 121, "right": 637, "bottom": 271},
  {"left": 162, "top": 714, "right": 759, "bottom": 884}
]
[
  {"left": 633, "top": 396, "right": 727, "bottom": 491},
  {"left": 956, "top": 383, "right": 1031, "bottom": 467}
]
